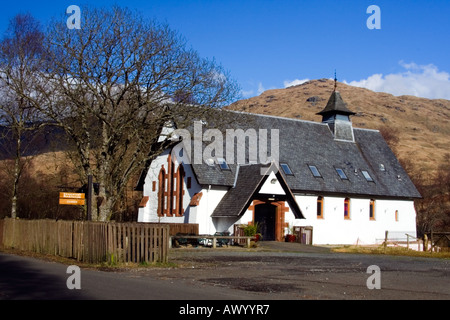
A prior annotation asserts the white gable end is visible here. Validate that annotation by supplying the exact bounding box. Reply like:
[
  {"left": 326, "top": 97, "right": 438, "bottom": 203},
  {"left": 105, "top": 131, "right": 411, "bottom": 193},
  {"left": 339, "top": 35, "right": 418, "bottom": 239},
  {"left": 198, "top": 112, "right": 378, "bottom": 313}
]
[{"left": 258, "top": 171, "right": 286, "bottom": 195}]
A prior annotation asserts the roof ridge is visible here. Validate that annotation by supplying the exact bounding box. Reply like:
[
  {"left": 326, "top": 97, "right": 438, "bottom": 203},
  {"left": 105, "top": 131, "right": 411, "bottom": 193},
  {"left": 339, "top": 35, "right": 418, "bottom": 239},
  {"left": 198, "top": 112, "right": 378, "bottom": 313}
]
[
  {"left": 224, "top": 108, "right": 329, "bottom": 126},
  {"left": 353, "top": 127, "right": 380, "bottom": 132}
]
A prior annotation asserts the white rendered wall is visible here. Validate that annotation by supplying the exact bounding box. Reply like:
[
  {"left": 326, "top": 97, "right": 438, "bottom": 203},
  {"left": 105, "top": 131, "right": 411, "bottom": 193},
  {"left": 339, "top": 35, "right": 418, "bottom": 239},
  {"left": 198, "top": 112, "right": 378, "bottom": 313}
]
[
  {"left": 136, "top": 148, "right": 233, "bottom": 235},
  {"left": 194, "top": 186, "right": 228, "bottom": 234},
  {"left": 138, "top": 151, "right": 417, "bottom": 244},
  {"left": 137, "top": 149, "right": 202, "bottom": 224},
  {"left": 293, "top": 195, "right": 417, "bottom": 245}
]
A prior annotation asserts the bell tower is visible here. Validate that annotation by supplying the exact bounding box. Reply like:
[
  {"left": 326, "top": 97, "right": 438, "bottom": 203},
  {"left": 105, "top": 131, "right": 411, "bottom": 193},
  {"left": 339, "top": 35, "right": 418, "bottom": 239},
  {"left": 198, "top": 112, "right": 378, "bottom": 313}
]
[{"left": 317, "top": 77, "right": 356, "bottom": 142}]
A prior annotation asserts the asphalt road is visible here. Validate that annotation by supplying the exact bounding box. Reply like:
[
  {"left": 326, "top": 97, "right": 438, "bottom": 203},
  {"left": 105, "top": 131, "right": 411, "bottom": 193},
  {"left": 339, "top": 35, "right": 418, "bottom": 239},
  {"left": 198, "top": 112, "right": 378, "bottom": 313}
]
[
  {"left": 1, "top": 242, "right": 449, "bottom": 301},
  {"left": 0, "top": 252, "right": 262, "bottom": 300}
]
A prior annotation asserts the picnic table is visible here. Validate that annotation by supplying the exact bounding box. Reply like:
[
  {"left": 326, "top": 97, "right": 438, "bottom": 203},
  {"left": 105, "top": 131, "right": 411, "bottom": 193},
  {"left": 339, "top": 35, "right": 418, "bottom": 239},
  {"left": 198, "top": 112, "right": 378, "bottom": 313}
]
[{"left": 170, "top": 234, "right": 257, "bottom": 248}]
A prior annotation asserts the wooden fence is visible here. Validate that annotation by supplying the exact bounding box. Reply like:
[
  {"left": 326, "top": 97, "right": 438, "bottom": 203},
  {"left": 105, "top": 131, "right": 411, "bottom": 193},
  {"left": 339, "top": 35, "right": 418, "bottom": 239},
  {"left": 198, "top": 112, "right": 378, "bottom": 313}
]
[
  {"left": 0, "top": 218, "right": 171, "bottom": 264},
  {"left": 168, "top": 223, "right": 199, "bottom": 236},
  {"left": 429, "top": 232, "right": 450, "bottom": 252}
]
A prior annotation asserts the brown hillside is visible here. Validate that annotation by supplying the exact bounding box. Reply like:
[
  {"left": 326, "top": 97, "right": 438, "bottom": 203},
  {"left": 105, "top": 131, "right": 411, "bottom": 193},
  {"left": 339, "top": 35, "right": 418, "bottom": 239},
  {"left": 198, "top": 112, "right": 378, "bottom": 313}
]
[{"left": 228, "top": 79, "right": 450, "bottom": 175}]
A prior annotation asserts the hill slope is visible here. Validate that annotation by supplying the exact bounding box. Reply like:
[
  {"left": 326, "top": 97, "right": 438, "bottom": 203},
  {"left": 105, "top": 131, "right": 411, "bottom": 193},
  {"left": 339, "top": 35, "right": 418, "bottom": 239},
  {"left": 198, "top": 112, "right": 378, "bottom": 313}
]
[{"left": 228, "top": 79, "right": 450, "bottom": 175}]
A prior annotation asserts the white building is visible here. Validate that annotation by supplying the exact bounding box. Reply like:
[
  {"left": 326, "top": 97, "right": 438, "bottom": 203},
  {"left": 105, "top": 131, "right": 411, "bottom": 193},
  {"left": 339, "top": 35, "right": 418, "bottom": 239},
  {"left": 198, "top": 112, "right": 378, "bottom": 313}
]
[{"left": 136, "top": 90, "right": 421, "bottom": 245}]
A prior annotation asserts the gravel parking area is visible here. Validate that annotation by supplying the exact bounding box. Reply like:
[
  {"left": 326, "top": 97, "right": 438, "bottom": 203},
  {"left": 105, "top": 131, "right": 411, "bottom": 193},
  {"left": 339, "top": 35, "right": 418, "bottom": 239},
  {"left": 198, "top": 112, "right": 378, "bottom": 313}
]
[{"left": 145, "top": 242, "right": 450, "bottom": 300}]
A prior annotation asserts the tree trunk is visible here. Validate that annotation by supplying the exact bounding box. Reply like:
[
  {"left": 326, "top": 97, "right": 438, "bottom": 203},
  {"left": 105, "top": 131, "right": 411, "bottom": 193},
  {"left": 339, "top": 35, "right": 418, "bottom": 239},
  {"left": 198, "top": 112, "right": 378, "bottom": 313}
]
[
  {"left": 97, "top": 193, "right": 114, "bottom": 222},
  {"left": 10, "top": 137, "right": 21, "bottom": 219}
]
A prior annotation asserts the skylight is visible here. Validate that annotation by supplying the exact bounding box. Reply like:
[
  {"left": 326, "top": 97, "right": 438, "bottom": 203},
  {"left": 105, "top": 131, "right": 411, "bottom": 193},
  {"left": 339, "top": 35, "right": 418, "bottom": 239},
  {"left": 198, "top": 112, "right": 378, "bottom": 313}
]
[
  {"left": 280, "top": 163, "right": 293, "bottom": 175},
  {"left": 361, "top": 170, "right": 374, "bottom": 182},
  {"left": 217, "top": 158, "right": 230, "bottom": 171},
  {"left": 335, "top": 168, "right": 348, "bottom": 180},
  {"left": 308, "top": 165, "right": 322, "bottom": 178}
]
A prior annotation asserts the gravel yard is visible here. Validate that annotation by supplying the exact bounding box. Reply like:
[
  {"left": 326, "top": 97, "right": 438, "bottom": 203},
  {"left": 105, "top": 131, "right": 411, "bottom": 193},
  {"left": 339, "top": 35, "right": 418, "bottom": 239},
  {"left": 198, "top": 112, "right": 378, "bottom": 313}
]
[{"left": 143, "top": 242, "right": 450, "bottom": 300}]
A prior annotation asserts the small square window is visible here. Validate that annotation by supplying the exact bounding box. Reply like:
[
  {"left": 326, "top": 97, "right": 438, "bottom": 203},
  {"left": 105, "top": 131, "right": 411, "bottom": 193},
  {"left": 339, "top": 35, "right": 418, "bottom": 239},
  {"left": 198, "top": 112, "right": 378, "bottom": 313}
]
[
  {"left": 308, "top": 165, "right": 322, "bottom": 178},
  {"left": 361, "top": 170, "right": 374, "bottom": 182},
  {"left": 280, "top": 163, "right": 293, "bottom": 175},
  {"left": 335, "top": 168, "right": 348, "bottom": 180},
  {"left": 217, "top": 158, "right": 230, "bottom": 171}
]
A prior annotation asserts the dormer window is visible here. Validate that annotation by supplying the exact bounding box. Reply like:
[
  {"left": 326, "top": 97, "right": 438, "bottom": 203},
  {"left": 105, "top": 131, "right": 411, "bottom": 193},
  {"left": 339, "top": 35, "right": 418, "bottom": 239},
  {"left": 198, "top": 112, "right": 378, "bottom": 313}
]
[
  {"left": 361, "top": 170, "right": 374, "bottom": 182},
  {"left": 280, "top": 163, "right": 294, "bottom": 176},
  {"left": 308, "top": 165, "right": 322, "bottom": 178},
  {"left": 217, "top": 158, "right": 230, "bottom": 171}
]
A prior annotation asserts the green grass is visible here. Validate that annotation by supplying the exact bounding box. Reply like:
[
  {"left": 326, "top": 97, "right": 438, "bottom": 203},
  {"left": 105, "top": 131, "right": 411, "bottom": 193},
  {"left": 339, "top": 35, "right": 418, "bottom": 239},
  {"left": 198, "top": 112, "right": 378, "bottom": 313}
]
[{"left": 332, "top": 245, "right": 450, "bottom": 259}]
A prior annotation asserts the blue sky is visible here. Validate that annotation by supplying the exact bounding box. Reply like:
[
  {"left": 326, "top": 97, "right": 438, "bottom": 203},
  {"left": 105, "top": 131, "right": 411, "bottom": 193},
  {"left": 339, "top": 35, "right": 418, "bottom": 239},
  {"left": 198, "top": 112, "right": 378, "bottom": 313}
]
[{"left": 1, "top": 0, "right": 450, "bottom": 100}]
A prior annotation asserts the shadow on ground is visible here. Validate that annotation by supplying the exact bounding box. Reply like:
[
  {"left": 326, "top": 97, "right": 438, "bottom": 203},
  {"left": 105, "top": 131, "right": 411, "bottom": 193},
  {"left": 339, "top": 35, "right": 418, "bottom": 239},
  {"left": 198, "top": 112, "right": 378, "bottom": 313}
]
[{"left": 0, "top": 253, "right": 92, "bottom": 300}]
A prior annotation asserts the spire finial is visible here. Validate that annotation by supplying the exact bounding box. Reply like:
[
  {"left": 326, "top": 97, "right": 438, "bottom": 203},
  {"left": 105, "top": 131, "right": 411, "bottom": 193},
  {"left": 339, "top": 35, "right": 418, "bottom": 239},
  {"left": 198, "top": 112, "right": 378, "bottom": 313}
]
[{"left": 334, "top": 70, "right": 337, "bottom": 91}]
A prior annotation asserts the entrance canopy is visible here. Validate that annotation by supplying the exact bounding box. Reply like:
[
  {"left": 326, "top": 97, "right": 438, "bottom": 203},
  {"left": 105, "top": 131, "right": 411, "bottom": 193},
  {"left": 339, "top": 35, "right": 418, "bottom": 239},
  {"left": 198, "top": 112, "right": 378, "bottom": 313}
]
[{"left": 211, "top": 163, "right": 304, "bottom": 219}]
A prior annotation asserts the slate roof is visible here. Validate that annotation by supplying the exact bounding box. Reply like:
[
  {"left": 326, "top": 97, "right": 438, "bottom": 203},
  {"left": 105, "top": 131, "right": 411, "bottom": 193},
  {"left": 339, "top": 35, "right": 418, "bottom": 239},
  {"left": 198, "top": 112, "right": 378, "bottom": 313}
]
[
  {"left": 178, "top": 109, "right": 421, "bottom": 200},
  {"left": 137, "top": 94, "right": 421, "bottom": 219}
]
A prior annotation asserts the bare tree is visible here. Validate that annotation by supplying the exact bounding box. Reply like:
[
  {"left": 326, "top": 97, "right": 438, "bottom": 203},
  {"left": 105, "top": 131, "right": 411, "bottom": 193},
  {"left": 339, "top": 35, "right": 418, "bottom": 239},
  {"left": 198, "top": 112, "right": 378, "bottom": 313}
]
[
  {"left": 27, "top": 6, "right": 239, "bottom": 221},
  {"left": 0, "top": 13, "right": 47, "bottom": 218}
]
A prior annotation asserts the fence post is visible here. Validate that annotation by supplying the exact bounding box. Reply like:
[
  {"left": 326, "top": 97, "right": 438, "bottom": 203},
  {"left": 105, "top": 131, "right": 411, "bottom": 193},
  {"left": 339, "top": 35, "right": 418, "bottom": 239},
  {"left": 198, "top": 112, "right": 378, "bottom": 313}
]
[{"left": 384, "top": 230, "right": 388, "bottom": 253}]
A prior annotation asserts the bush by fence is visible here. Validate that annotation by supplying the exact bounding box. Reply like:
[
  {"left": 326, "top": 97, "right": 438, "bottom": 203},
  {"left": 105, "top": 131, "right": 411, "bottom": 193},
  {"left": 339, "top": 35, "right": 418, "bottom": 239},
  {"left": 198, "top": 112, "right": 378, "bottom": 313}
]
[{"left": 0, "top": 218, "right": 179, "bottom": 264}]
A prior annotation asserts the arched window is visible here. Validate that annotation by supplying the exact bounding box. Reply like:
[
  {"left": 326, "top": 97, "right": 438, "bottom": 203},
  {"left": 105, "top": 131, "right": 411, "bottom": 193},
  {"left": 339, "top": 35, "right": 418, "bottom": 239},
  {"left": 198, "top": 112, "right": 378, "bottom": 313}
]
[
  {"left": 317, "top": 196, "right": 324, "bottom": 219},
  {"left": 344, "top": 198, "right": 350, "bottom": 220},
  {"left": 157, "top": 167, "right": 166, "bottom": 217},
  {"left": 369, "top": 199, "right": 375, "bottom": 220},
  {"left": 174, "top": 165, "right": 185, "bottom": 216},
  {"left": 157, "top": 162, "right": 186, "bottom": 217}
]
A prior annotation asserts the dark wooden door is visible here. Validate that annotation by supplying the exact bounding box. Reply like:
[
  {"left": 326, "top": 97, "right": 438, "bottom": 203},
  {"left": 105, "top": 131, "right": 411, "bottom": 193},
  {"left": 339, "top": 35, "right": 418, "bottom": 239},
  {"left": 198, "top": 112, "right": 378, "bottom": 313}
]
[{"left": 255, "top": 203, "right": 276, "bottom": 241}]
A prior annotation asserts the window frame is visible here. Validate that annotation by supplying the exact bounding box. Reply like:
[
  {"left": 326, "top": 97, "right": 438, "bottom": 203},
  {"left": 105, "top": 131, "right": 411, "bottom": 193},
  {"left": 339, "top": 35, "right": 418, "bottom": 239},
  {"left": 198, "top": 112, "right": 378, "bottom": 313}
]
[
  {"left": 369, "top": 199, "right": 376, "bottom": 221},
  {"left": 361, "top": 170, "right": 374, "bottom": 182},
  {"left": 280, "top": 163, "right": 294, "bottom": 176},
  {"left": 308, "top": 165, "right": 322, "bottom": 178},
  {"left": 317, "top": 196, "right": 324, "bottom": 219},
  {"left": 344, "top": 198, "right": 351, "bottom": 220},
  {"left": 157, "top": 167, "right": 166, "bottom": 217},
  {"left": 335, "top": 167, "right": 348, "bottom": 180},
  {"left": 217, "top": 158, "right": 230, "bottom": 171}
]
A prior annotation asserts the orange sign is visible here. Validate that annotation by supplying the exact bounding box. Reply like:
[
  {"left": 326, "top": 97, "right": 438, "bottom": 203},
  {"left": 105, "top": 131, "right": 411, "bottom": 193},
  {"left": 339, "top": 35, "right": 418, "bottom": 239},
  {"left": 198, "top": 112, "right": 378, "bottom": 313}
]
[
  {"left": 60, "top": 192, "right": 85, "bottom": 199},
  {"left": 59, "top": 198, "right": 86, "bottom": 206}
]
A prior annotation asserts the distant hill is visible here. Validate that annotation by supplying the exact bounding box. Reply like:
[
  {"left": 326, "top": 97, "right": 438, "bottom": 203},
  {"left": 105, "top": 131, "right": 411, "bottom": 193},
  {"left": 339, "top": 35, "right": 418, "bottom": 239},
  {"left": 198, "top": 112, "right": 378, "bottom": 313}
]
[{"left": 228, "top": 79, "right": 450, "bottom": 176}]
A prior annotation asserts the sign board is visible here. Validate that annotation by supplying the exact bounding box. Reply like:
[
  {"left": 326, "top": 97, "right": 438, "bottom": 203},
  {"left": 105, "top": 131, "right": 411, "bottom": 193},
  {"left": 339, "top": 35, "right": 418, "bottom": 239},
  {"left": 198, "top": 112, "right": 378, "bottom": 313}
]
[
  {"left": 60, "top": 192, "right": 85, "bottom": 199},
  {"left": 59, "top": 198, "right": 86, "bottom": 206},
  {"left": 59, "top": 192, "right": 86, "bottom": 205}
]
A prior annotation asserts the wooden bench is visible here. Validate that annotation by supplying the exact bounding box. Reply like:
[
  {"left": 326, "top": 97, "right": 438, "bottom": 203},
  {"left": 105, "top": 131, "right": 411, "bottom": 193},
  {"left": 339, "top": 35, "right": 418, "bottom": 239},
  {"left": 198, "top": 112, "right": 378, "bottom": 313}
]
[{"left": 170, "top": 235, "right": 256, "bottom": 248}]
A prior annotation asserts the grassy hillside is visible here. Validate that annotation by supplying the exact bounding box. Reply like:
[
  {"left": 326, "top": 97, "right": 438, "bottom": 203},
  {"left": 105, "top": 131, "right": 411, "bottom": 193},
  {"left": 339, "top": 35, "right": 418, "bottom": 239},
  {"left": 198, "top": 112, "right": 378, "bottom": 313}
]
[{"left": 228, "top": 79, "right": 450, "bottom": 175}]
